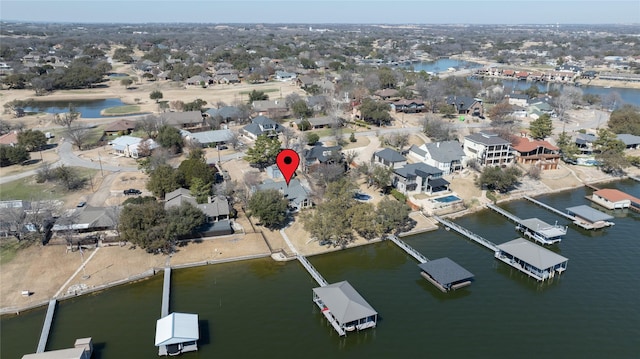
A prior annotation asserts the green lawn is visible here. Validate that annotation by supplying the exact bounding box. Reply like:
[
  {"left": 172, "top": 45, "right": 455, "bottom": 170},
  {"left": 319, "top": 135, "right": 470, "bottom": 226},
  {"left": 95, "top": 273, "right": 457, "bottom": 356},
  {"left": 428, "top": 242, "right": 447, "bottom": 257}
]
[
  {"left": 0, "top": 168, "right": 98, "bottom": 201},
  {"left": 102, "top": 105, "right": 142, "bottom": 115},
  {"left": 0, "top": 239, "right": 30, "bottom": 265}
]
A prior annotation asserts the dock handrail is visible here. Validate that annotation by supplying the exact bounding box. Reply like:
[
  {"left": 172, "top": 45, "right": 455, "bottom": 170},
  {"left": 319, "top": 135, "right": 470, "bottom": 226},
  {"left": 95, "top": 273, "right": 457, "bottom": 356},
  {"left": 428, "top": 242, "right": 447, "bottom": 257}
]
[
  {"left": 161, "top": 267, "right": 170, "bottom": 317},
  {"left": 387, "top": 235, "right": 428, "bottom": 264},
  {"left": 297, "top": 255, "right": 328, "bottom": 287},
  {"left": 36, "top": 299, "right": 56, "bottom": 353},
  {"left": 433, "top": 215, "right": 498, "bottom": 252},
  {"left": 486, "top": 203, "right": 521, "bottom": 223},
  {"left": 523, "top": 196, "right": 575, "bottom": 221}
]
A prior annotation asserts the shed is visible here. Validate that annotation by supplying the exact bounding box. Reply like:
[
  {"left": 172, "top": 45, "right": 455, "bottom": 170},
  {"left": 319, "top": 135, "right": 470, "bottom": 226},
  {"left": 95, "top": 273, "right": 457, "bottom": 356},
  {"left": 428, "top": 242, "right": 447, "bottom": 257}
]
[
  {"left": 418, "top": 257, "right": 474, "bottom": 292},
  {"left": 312, "top": 281, "right": 377, "bottom": 334},
  {"left": 155, "top": 312, "right": 199, "bottom": 356}
]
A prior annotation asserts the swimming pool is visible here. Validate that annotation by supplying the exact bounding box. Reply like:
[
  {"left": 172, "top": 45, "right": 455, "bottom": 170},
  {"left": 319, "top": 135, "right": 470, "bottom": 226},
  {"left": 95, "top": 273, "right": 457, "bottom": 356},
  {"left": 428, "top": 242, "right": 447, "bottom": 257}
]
[{"left": 434, "top": 195, "right": 461, "bottom": 203}]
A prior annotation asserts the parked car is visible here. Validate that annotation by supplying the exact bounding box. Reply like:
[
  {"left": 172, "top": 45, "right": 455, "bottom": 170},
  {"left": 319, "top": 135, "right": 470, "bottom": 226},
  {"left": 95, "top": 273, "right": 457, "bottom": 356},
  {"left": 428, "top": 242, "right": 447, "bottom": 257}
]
[
  {"left": 123, "top": 189, "right": 142, "bottom": 195},
  {"left": 77, "top": 201, "right": 86, "bottom": 207}
]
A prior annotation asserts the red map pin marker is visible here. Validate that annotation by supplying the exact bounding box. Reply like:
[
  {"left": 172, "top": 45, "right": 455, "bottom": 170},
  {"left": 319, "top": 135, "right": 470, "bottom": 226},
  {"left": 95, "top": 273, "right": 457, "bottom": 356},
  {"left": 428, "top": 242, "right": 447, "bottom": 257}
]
[{"left": 276, "top": 149, "right": 300, "bottom": 186}]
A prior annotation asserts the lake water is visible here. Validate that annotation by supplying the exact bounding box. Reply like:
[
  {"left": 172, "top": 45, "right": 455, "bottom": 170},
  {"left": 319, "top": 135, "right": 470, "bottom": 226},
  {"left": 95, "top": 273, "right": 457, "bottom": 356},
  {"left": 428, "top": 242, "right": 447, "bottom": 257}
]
[
  {"left": 23, "top": 98, "right": 129, "bottom": 118},
  {"left": 406, "top": 58, "right": 484, "bottom": 74},
  {"left": 2, "top": 180, "right": 639, "bottom": 358}
]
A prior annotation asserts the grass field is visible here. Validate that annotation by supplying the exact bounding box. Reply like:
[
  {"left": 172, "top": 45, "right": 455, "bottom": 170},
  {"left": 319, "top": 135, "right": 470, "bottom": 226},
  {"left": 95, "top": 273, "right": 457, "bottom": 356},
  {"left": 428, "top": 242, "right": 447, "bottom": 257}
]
[
  {"left": 101, "top": 105, "right": 142, "bottom": 115},
  {"left": 0, "top": 239, "right": 31, "bottom": 265},
  {"left": 0, "top": 167, "right": 98, "bottom": 201},
  {"left": 238, "top": 88, "right": 280, "bottom": 95}
]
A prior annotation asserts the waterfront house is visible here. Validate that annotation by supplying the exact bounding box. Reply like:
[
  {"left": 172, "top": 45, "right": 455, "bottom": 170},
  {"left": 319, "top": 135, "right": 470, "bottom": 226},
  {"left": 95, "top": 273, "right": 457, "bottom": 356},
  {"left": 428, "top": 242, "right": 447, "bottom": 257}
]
[
  {"left": 418, "top": 257, "right": 474, "bottom": 292},
  {"left": 495, "top": 238, "right": 568, "bottom": 281},
  {"left": 506, "top": 93, "right": 530, "bottom": 107},
  {"left": 616, "top": 134, "right": 640, "bottom": 149},
  {"left": 590, "top": 188, "right": 639, "bottom": 210},
  {"left": 574, "top": 133, "right": 597, "bottom": 155},
  {"left": 446, "top": 95, "right": 483, "bottom": 117},
  {"left": 254, "top": 179, "right": 312, "bottom": 211},
  {"left": 372, "top": 148, "right": 407, "bottom": 169},
  {"left": 165, "top": 189, "right": 233, "bottom": 237},
  {"left": 155, "top": 313, "right": 199, "bottom": 356},
  {"left": 392, "top": 162, "right": 448, "bottom": 195},
  {"left": 103, "top": 119, "right": 136, "bottom": 136},
  {"left": 22, "top": 338, "right": 93, "bottom": 359},
  {"left": 312, "top": 281, "right": 378, "bottom": 335},
  {"left": 241, "top": 116, "right": 281, "bottom": 140},
  {"left": 162, "top": 111, "right": 206, "bottom": 131},
  {"left": 463, "top": 131, "right": 514, "bottom": 167},
  {"left": 52, "top": 206, "right": 118, "bottom": 233},
  {"left": 408, "top": 141, "right": 466, "bottom": 175},
  {"left": 110, "top": 136, "right": 158, "bottom": 158},
  {"left": 511, "top": 137, "right": 560, "bottom": 170}
]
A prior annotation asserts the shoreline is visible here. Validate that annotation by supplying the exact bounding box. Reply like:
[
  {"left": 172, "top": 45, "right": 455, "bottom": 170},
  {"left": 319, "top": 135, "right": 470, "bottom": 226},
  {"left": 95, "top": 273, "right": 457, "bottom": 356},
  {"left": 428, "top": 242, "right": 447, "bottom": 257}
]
[{"left": 0, "top": 174, "right": 633, "bottom": 317}]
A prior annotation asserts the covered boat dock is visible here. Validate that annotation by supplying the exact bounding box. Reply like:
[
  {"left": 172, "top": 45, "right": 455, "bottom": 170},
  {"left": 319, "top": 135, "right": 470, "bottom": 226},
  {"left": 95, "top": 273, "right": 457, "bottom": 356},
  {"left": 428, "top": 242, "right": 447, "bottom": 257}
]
[
  {"left": 155, "top": 312, "right": 199, "bottom": 356},
  {"left": 312, "top": 281, "right": 377, "bottom": 336},
  {"left": 495, "top": 238, "right": 568, "bottom": 281},
  {"left": 516, "top": 218, "right": 567, "bottom": 245},
  {"left": 418, "top": 257, "right": 474, "bottom": 292},
  {"left": 566, "top": 205, "right": 614, "bottom": 229}
]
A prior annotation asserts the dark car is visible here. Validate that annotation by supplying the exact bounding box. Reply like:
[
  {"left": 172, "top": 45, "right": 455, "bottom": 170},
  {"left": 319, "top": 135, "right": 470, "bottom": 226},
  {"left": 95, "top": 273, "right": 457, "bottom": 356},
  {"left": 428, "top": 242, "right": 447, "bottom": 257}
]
[{"left": 123, "top": 189, "right": 142, "bottom": 195}]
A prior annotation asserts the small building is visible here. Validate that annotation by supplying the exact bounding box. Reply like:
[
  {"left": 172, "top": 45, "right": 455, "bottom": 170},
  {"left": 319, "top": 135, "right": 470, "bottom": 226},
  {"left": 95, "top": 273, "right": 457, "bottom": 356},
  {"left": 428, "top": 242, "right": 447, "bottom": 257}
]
[
  {"left": 22, "top": 337, "right": 93, "bottom": 359},
  {"left": 566, "top": 205, "right": 614, "bottom": 229},
  {"left": 418, "top": 257, "right": 474, "bottom": 292},
  {"left": 516, "top": 218, "right": 567, "bottom": 245},
  {"left": 312, "top": 281, "right": 377, "bottom": 335},
  {"left": 495, "top": 238, "right": 568, "bottom": 281},
  {"left": 590, "top": 188, "right": 639, "bottom": 210},
  {"left": 155, "top": 312, "right": 199, "bottom": 356},
  {"left": 372, "top": 148, "right": 407, "bottom": 169}
]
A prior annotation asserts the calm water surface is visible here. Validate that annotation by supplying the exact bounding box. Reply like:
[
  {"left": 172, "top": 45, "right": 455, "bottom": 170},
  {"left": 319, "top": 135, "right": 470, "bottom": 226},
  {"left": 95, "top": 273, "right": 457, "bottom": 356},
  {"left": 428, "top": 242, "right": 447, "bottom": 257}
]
[
  {"left": 23, "top": 98, "right": 130, "bottom": 118},
  {"left": 2, "top": 181, "right": 639, "bottom": 358}
]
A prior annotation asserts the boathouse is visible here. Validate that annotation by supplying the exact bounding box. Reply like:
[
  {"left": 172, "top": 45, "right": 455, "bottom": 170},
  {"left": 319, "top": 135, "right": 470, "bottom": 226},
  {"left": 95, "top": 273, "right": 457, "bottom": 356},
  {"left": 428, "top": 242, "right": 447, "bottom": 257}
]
[
  {"left": 516, "top": 218, "right": 566, "bottom": 245},
  {"left": 155, "top": 313, "right": 199, "bottom": 356},
  {"left": 495, "top": 238, "right": 568, "bottom": 281},
  {"left": 566, "top": 205, "right": 614, "bottom": 229},
  {"left": 22, "top": 338, "right": 93, "bottom": 359},
  {"left": 312, "top": 281, "right": 377, "bottom": 335},
  {"left": 418, "top": 257, "right": 474, "bottom": 292},
  {"left": 590, "top": 188, "right": 640, "bottom": 210}
]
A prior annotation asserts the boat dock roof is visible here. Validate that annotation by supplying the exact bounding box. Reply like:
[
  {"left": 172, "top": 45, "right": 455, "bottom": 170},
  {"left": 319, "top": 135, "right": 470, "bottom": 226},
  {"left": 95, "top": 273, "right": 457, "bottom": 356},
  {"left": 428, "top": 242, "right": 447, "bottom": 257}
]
[
  {"left": 519, "top": 218, "right": 566, "bottom": 238},
  {"left": 497, "top": 238, "right": 568, "bottom": 269},
  {"left": 418, "top": 257, "right": 474, "bottom": 291},
  {"left": 312, "top": 281, "right": 377, "bottom": 324},
  {"left": 566, "top": 205, "right": 614, "bottom": 223}
]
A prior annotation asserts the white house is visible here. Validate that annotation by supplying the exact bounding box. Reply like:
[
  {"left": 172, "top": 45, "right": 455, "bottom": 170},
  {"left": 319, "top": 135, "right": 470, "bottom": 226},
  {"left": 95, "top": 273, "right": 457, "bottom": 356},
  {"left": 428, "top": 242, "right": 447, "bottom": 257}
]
[
  {"left": 408, "top": 141, "right": 466, "bottom": 175},
  {"left": 463, "top": 131, "right": 514, "bottom": 167},
  {"left": 110, "top": 136, "right": 158, "bottom": 158}
]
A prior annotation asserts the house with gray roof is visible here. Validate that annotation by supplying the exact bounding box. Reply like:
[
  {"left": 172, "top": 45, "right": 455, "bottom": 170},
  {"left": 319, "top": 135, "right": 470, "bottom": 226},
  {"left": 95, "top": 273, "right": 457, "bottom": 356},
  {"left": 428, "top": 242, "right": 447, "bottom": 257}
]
[
  {"left": 372, "top": 148, "right": 407, "bottom": 169},
  {"left": 575, "top": 133, "right": 598, "bottom": 155},
  {"left": 52, "top": 206, "right": 118, "bottom": 233},
  {"left": 109, "top": 136, "right": 159, "bottom": 158},
  {"left": 616, "top": 134, "right": 640, "bottom": 149},
  {"left": 252, "top": 100, "right": 288, "bottom": 119},
  {"left": 409, "top": 141, "right": 466, "bottom": 175},
  {"left": 495, "top": 238, "right": 568, "bottom": 281},
  {"left": 446, "top": 95, "right": 483, "bottom": 117},
  {"left": 303, "top": 144, "right": 343, "bottom": 172},
  {"left": 162, "top": 111, "right": 205, "bottom": 130},
  {"left": 312, "top": 281, "right": 377, "bottom": 335},
  {"left": 181, "top": 129, "right": 233, "bottom": 147},
  {"left": 463, "top": 131, "right": 514, "bottom": 167},
  {"left": 392, "top": 162, "right": 448, "bottom": 195},
  {"left": 205, "top": 106, "right": 244, "bottom": 122},
  {"left": 418, "top": 257, "right": 474, "bottom": 292},
  {"left": 164, "top": 189, "right": 233, "bottom": 237},
  {"left": 294, "top": 116, "right": 338, "bottom": 130},
  {"left": 275, "top": 70, "right": 297, "bottom": 81},
  {"left": 253, "top": 179, "right": 312, "bottom": 211},
  {"left": 242, "top": 116, "right": 281, "bottom": 140}
]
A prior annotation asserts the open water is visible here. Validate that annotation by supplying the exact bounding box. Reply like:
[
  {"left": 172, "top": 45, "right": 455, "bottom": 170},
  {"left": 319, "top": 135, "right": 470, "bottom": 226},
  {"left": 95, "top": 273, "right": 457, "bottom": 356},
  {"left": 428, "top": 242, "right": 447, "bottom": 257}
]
[{"left": 2, "top": 180, "right": 639, "bottom": 358}]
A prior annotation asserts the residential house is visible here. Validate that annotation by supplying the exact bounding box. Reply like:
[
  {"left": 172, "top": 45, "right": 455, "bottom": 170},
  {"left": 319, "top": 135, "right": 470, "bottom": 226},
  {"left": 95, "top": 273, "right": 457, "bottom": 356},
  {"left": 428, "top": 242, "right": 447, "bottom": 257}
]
[
  {"left": 266, "top": 164, "right": 283, "bottom": 179},
  {"left": 296, "top": 75, "right": 315, "bottom": 88},
  {"left": 306, "top": 95, "right": 329, "bottom": 113},
  {"left": 374, "top": 89, "right": 400, "bottom": 101},
  {"left": 506, "top": 94, "right": 530, "bottom": 107},
  {"left": 254, "top": 179, "right": 312, "bottom": 211},
  {"left": 616, "top": 134, "right": 640, "bottom": 149},
  {"left": 392, "top": 163, "right": 449, "bottom": 195},
  {"left": 212, "top": 73, "right": 240, "bottom": 84},
  {"left": 186, "top": 75, "right": 213, "bottom": 86},
  {"left": 527, "top": 100, "right": 555, "bottom": 119},
  {"left": 252, "top": 100, "right": 288, "bottom": 119},
  {"left": 372, "top": 148, "right": 407, "bottom": 169},
  {"left": 275, "top": 70, "right": 297, "bottom": 81},
  {"left": 52, "top": 206, "right": 119, "bottom": 233},
  {"left": 390, "top": 99, "right": 425, "bottom": 113},
  {"left": 110, "top": 136, "right": 158, "bottom": 158},
  {"left": 164, "top": 188, "right": 233, "bottom": 237},
  {"left": 409, "top": 141, "right": 466, "bottom": 175},
  {"left": 0, "top": 131, "right": 19, "bottom": 147},
  {"left": 575, "top": 133, "right": 597, "bottom": 155},
  {"left": 181, "top": 129, "right": 233, "bottom": 147},
  {"left": 463, "top": 131, "right": 514, "bottom": 167},
  {"left": 511, "top": 137, "right": 560, "bottom": 170},
  {"left": 303, "top": 144, "right": 343, "bottom": 172},
  {"left": 312, "top": 79, "right": 335, "bottom": 94},
  {"left": 294, "top": 116, "right": 339, "bottom": 130},
  {"left": 205, "top": 106, "right": 244, "bottom": 123},
  {"left": 446, "top": 96, "right": 484, "bottom": 117},
  {"left": 162, "top": 111, "right": 206, "bottom": 130},
  {"left": 242, "top": 116, "right": 281, "bottom": 140},
  {"left": 103, "top": 119, "right": 137, "bottom": 136}
]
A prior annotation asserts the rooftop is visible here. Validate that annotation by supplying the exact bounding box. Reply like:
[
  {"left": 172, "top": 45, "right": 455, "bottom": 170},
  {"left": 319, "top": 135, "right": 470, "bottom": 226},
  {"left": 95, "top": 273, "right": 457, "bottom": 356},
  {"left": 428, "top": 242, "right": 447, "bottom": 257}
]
[
  {"left": 465, "top": 131, "right": 511, "bottom": 146},
  {"left": 418, "top": 257, "right": 474, "bottom": 286},
  {"left": 312, "top": 281, "right": 377, "bottom": 324},
  {"left": 566, "top": 205, "right": 614, "bottom": 222},
  {"left": 519, "top": 218, "right": 566, "bottom": 238},
  {"left": 497, "top": 238, "right": 568, "bottom": 269},
  {"left": 155, "top": 312, "right": 199, "bottom": 346},
  {"left": 375, "top": 148, "right": 406, "bottom": 163}
]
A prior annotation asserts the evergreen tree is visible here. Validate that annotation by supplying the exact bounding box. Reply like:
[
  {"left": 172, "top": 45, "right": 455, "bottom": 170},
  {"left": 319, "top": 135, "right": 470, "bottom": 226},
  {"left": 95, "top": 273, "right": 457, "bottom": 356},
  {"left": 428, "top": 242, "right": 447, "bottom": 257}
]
[
  {"left": 245, "top": 135, "right": 281, "bottom": 168},
  {"left": 529, "top": 114, "right": 553, "bottom": 139}
]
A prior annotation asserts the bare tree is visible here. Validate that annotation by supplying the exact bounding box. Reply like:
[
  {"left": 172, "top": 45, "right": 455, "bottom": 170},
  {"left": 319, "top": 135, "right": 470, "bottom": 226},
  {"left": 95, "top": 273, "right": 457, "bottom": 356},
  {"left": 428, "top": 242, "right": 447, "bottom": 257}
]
[
  {"left": 65, "top": 126, "right": 91, "bottom": 150},
  {"left": 281, "top": 126, "right": 296, "bottom": 149},
  {"left": 243, "top": 170, "right": 262, "bottom": 190},
  {"left": 344, "top": 150, "right": 359, "bottom": 167},
  {"left": 104, "top": 206, "right": 122, "bottom": 238},
  {"left": 227, "top": 130, "right": 241, "bottom": 150},
  {"left": 54, "top": 105, "right": 80, "bottom": 129},
  {"left": 138, "top": 115, "right": 160, "bottom": 138},
  {"left": 422, "top": 114, "right": 457, "bottom": 141}
]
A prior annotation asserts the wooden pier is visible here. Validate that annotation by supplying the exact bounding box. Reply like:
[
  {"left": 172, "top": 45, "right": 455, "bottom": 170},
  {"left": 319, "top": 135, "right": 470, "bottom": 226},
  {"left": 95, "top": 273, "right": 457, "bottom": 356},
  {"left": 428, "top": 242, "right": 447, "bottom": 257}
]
[
  {"left": 524, "top": 196, "right": 575, "bottom": 221},
  {"left": 487, "top": 203, "right": 522, "bottom": 223},
  {"left": 36, "top": 299, "right": 57, "bottom": 353},
  {"left": 433, "top": 215, "right": 498, "bottom": 252},
  {"left": 159, "top": 268, "right": 171, "bottom": 356},
  {"left": 387, "top": 235, "right": 429, "bottom": 264},
  {"left": 630, "top": 176, "right": 640, "bottom": 182},
  {"left": 297, "top": 255, "right": 328, "bottom": 287}
]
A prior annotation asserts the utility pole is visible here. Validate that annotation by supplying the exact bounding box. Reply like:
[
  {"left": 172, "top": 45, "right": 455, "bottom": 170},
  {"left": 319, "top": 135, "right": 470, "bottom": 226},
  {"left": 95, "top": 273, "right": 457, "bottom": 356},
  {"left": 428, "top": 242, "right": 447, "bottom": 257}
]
[{"left": 98, "top": 154, "right": 104, "bottom": 177}]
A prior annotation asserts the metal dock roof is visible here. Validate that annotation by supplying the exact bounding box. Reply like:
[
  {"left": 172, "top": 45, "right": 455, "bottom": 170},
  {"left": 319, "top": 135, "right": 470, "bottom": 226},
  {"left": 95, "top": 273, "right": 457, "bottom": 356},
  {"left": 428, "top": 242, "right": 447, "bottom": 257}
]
[
  {"left": 312, "top": 281, "right": 377, "bottom": 324},
  {"left": 566, "top": 205, "right": 614, "bottom": 223},
  {"left": 418, "top": 257, "right": 474, "bottom": 286},
  {"left": 497, "top": 238, "right": 568, "bottom": 269},
  {"left": 519, "top": 218, "right": 566, "bottom": 237}
]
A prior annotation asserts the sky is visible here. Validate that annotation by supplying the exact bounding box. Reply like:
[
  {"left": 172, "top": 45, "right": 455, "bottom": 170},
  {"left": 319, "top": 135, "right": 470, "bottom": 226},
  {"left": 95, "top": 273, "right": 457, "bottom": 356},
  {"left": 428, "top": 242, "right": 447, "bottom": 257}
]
[{"left": 1, "top": 0, "right": 639, "bottom": 25}]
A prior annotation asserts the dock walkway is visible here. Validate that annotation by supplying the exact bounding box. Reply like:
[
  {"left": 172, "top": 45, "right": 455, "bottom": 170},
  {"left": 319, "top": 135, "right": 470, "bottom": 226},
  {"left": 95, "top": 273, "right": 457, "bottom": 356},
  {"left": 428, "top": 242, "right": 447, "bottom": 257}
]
[
  {"left": 297, "top": 255, "right": 328, "bottom": 287},
  {"left": 487, "top": 203, "right": 521, "bottom": 223},
  {"left": 36, "top": 299, "right": 57, "bottom": 353},
  {"left": 524, "top": 196, "right": 575, "bottom": 221},
  {"left": 387, "top": 235, "right": 428, "bottom": 264},
  {"left": 159, "top": 267, "right": 171, "bottom": 356},
  {"left": 433, "top": 216, "right": 498, "bottom": 252}
]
